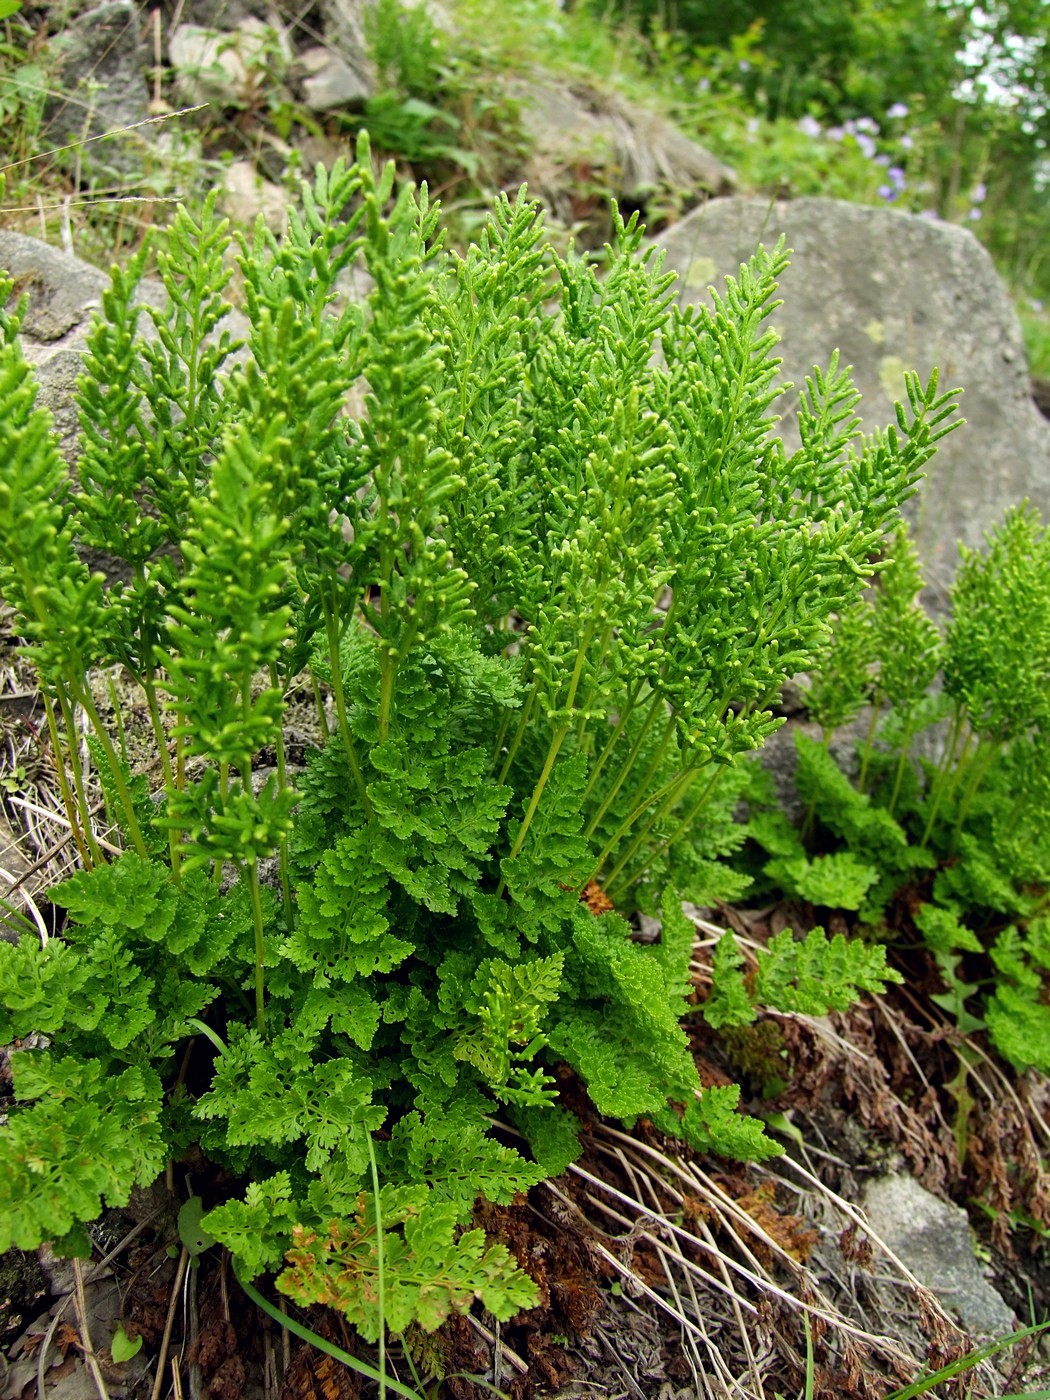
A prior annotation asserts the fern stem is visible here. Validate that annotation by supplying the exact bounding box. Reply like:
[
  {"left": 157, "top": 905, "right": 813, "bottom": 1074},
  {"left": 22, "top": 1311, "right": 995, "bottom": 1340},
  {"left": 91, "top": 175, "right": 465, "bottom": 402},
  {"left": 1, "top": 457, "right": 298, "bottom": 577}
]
[
  {"left": 63, "top": 685, "right": 125, "bottom": 864},
  {"left": 42, "top": 690, "right": 96, "bottom": 866},
  {"left": 143, "top": 671, "right": 174, "bottom": 794},
  {"left": 105, "top": 670, "right": 129, "bottom": 767},
  {"left": 74, "top": 681, "right": 149, "bottom": 857},
  {"left": 366, "top": 1136, "right": 387, "bottom": 1400},
  {"left": 378, "top": 643, "right": 397, "bottom": 743},
  {"left": 245, "top": 860, "right": 267, "bottom": 1034},
  {"left": 310, "top": 668, "right": 331, "bottom": 738},
  {"left": 945, "top": 728, "right": 976, "bottom": 810},
  {"left": 585, "top": 762, "right": 697, "bottom": 890},
  {"left": 490, "top": 701, "right": 514, "bottom": 771},
  {"left": 950, "top": 736, "right": 1000, "bottom": 853},
  {"left": 497, "top": 679, "right": 539, "bottom": 784},
  {"left": 571, "top": 620, "right": 618, "bottom": 755},
  {"left": 920, "top": 704, "right": 965, "bottom": 849},
  {"left": 579, "top": 677, "right": 644, "bottom": 810},
  {"left": 886, "top": 734, "right": 913, "bottom": 818},
  {"left": 584, "top": 692, "right": 669, "bottom": 840},
  {"left": 234, "top": 1271, "right": 423, "bottom": 1400},
  {"left": 856, "top": 695, "right": 883, "bottom": 794},
  {"left": 213, "top": 761, "right": 231, "bottom": 889},
  {"left": 501, "top": 619, "right": 599, "bottom": 873},
  {"left": 321, "top": 602, "right": 372, "bottom": 818},
  {"left": 619, "top": 765, "right": 722, "bottom": 894},
  {"left": 604, "top": 760, "right": 707, "bottom": 897},
  {"left": 502, "top": 721, "right": 570, "bottom": 875},
  {"left": 268, "top": 664, "right": 295, "bottom": 931},
  {"left": 143, "top": 670, "right": 182, "bottom": 879}
]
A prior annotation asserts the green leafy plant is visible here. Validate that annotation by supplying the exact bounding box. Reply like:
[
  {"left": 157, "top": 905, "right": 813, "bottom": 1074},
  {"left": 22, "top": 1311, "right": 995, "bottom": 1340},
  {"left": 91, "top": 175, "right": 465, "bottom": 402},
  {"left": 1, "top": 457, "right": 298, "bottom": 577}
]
[
  {"left": 0, "top": 135, "right": 956, "bottom": 1341},
  {"left": 362, "top": 0, "right": 528, "bottom": 190},
  {"left": 752, "top": 505, "right": 1050, "bottom": 1077}
]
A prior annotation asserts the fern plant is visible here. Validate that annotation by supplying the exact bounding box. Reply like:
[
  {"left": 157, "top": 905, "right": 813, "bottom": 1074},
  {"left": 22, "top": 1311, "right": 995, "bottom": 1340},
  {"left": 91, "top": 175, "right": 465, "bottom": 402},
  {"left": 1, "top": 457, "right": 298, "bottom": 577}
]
[
  {"left": 752, "top": 507, "right": 1050, "bottom": 1077},
  {"left": 0, "top": 137, "right": 949, "bottom": 1342}
]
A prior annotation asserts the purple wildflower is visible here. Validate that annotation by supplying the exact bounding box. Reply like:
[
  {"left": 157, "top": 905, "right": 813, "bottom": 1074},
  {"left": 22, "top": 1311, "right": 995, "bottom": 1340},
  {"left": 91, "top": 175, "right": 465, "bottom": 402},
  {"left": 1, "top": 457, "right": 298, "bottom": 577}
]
[
  {"left": 877, "top": 185, "right": 899, "bottom": 201},
  {"left": 797, "top": 114, "right": 822, "bottom": 138},
  {"left": 972, "top": 182, "right": 987, "bottom": 203},
  {"left": 887, "top": 102, "right": 909, "bottom": 119},
  {"left": 855, "top": 117, "right": 880, "bottom": 134},
  {"left": 899, "top": 134, "right": 914, "bottom": 151},
  {"left": 888, "top": 165, "right": 906, "bottom": 190},
  {"left": 856, "top": 132, "right": 877, "bottom": 159}
]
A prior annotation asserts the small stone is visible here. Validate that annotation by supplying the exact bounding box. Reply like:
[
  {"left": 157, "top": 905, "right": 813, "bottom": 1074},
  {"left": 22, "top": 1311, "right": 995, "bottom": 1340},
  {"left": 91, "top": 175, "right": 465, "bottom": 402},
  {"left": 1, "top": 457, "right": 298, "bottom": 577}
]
[
  {"left": 45, "top": 1, "right": 149, "bottom": 179},
  {"left": 298, "top": 48, "right": 371, "bottom": 111},
  {"left": 862, "top": 1172, "right": 1015, "bottom": 1338},
  {"left": 222, "top": 160, "right": 290, "bottom": 233}
]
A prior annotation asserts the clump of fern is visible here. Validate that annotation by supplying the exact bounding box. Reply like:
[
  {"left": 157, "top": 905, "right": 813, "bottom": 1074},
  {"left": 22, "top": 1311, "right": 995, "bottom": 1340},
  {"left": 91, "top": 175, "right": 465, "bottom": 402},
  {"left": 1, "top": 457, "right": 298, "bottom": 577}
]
[
  {"left": 0, "top": 137, "right": 952, "bottom": 1341},
  {"left": 752, "top": 506, "right": 1050, "bottom": 1077}
]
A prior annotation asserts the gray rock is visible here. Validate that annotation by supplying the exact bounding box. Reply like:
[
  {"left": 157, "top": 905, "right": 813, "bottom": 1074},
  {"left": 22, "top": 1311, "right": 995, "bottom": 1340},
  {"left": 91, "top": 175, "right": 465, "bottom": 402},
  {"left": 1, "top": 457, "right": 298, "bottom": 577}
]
[
  {"left": 222, "top": 158, "right": 290, "bottom": 232},
  {"left": 317, "top": 0, "right": 375, "bottom": 99},
  {"left": 1, "top": 230, "right": 148, "bottom": 457},
  {"left": 654, "top": 197, "right": 1050, "bottom": 602},
  {"left": 0, "top": 230, "right": 247, "bottom": 461},
  {"left": 171, "top": 0, "right": 274, "bottom": 23},
  {"left": 44, "top": 2, "right": 150, "bottom": 180},
  {"left": 519, "top": 78, "right": 734, "bottom": 214},
  {"left": 863, "top": 1172, "right": 1015, "bottom": 1338},
  {"left": 168, "top": 17, "right": 290, "bottom": 109},
  {"left": 297, "top": 46, "right": 371, "bottom": 111}
]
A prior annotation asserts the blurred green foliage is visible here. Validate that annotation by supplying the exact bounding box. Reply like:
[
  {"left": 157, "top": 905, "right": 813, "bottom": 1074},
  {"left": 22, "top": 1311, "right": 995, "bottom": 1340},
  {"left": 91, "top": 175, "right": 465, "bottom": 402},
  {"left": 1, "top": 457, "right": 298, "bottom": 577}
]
[{"left": 589, "top": 0, "right": 1050, "bottom": 309}]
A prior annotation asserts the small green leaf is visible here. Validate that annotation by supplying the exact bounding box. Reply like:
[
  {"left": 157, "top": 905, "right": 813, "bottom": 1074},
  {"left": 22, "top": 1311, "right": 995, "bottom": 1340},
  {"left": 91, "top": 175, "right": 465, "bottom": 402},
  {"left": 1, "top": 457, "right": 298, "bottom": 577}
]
[
  {"left": 178, "top": 1196, "right": 217, "bottom": 1260},
  {"left": 111, "top": 1325, "right": 143, "bottom": 1364},
  {"left": 0, "top": 1, "right": 23, "bottom": 18}
]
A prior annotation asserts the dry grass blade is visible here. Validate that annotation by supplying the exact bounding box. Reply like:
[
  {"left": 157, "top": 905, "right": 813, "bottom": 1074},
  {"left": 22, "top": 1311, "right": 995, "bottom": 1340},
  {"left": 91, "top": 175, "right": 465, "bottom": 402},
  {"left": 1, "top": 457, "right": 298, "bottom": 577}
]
[
  {"left": 0, "top": 106, "right": 208, "bottom": 178},
  {"left": 151, "top": 1248, "right": 190, "bottom": 1400},
  {"left": 72, "top": 1257, "right": 111, "bottom": 1400}
]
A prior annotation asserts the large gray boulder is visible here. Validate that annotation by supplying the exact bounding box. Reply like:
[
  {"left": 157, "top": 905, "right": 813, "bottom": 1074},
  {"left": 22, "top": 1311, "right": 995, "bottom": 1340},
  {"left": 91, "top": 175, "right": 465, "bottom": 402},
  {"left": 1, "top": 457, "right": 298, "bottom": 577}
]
[
  {"left": 654, "top": 197, "right": 1050, "bottom": 600},
  {"left": 316, "top": 0, "right": 376, "bottom": 101}
]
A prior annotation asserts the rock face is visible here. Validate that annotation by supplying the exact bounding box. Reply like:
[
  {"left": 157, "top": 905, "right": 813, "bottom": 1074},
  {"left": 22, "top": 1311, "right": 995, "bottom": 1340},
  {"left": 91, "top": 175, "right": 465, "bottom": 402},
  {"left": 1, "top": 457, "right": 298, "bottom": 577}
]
[
  {"left": 44, "top": 1, "right": 151, "bottom": 179},
  {"left": 296, "top": 47, "right": 372, "bottom": 111},
  {"left": 654, "top": 197, "right": 1050, "bottom": 600},
  {"left": 315, "top": 0, "right": 375, "bottom": 101},
  {"left": 519, "top": 79, "right": 735, "bottom": 224},
  {"left": 0, "top": 230, "right": 157, "bottom": 459},
  {"left": 863, "top": 1173, "right": 1015, "bottom": 1338}
]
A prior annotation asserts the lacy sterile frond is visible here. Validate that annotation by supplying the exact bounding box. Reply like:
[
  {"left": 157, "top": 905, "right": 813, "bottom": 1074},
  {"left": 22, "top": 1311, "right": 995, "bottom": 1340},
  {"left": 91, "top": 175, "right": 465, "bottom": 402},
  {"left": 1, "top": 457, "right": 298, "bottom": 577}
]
[
  {"left": 277, "top": 1187, "right": 539, "bottom": 1341},
  {"left": 705, "top": 927, "right": 902, "bottom": 1025}
]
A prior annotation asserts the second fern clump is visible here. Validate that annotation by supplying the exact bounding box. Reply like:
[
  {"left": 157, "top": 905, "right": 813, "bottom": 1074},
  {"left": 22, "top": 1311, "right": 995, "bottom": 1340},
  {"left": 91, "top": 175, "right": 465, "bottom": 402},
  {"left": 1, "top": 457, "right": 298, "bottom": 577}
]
[
  {"left": 753, "top": 506, "right": 1050, "bottom": 1078},
  {"left": 0, "top": 139, "right": 958, "bottom": 1341}
]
